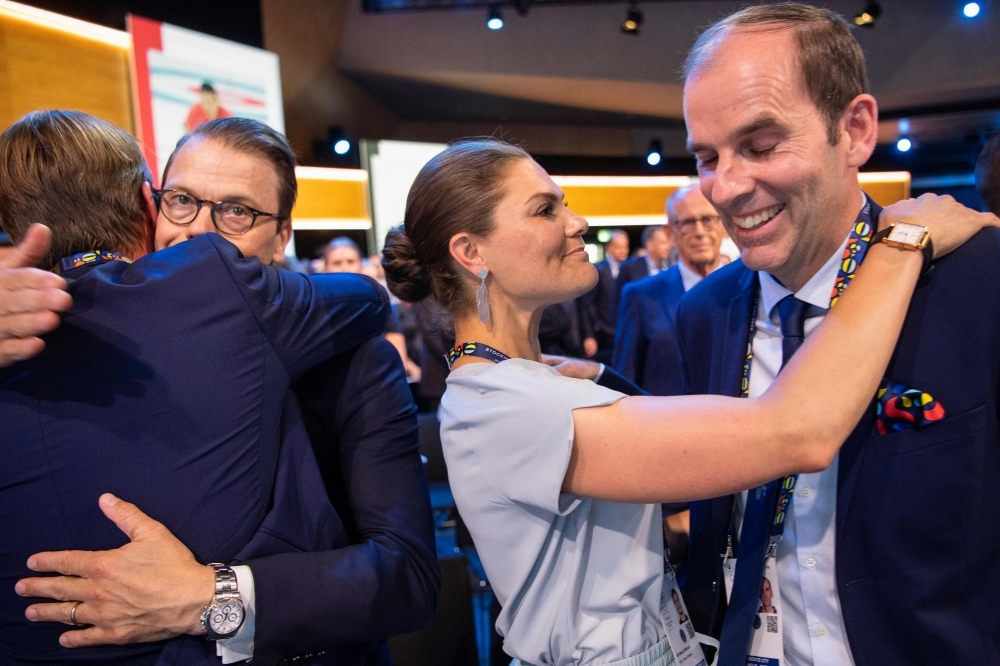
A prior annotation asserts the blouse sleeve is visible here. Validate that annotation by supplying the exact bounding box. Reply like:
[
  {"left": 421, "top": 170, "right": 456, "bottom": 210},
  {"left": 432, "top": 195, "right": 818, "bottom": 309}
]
[{"left": 462, "top": 361, "right": 624, "bottom": 516}]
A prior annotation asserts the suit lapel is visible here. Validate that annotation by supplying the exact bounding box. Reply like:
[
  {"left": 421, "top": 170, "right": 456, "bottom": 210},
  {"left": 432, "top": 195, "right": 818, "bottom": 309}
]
[
  {"left": 713, "top": 267, "right": 757, "bottom": 397},
  {"left": 659, "top": 267, "right": 685, "bottom": 325},
  {"left": 836, "top": 197, "right": 883, "bottom": 538}
]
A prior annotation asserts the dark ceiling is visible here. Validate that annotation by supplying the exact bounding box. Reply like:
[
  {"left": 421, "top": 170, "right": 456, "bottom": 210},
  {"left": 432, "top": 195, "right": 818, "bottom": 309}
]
[{"left": 21, "top": 0, "right": 263, "bottom": 46}]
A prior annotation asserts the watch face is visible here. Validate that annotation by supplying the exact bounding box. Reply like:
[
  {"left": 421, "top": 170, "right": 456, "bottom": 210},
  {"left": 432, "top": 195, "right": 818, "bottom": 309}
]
[
  {"left": 210, "top": 600, "right": 244, "bottom": 636},
  {"left": 887, "top": 222, "right": 926, "bottom": 246}
]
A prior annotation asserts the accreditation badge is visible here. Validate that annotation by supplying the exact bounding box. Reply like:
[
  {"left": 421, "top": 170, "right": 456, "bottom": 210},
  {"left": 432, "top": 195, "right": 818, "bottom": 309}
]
[
  {"left": 660, "top": 560, "right": 709, "bottom": 666},
  {"left": 745, "top": 553, "right": 784, "bottom": 666}
]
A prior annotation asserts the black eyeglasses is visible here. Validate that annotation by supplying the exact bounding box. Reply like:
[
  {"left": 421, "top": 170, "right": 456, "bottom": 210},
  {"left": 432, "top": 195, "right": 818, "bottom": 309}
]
[
  {"left": 672, "top": 214, "right": 722, "bottom": 235},
  {"left": 154, "top": 189, "right": 284, "bottom": 236}
]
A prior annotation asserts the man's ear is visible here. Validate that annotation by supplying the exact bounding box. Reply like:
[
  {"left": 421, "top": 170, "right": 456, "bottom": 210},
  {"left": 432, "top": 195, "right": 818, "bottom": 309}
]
[
  {"left": 449, "top": 232, "right": 485, "bottom": 279},
  {"left": 841, "top": 94, "right": 878, "bottom": 169},
  {"left": 271, "top": 218, "right": 293, "bottom": 265}
]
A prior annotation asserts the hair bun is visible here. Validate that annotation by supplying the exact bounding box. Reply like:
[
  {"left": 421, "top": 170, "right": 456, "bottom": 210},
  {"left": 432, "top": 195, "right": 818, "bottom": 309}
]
[{"left": 382, "top": 225, "right": 433, "bottom": 303}]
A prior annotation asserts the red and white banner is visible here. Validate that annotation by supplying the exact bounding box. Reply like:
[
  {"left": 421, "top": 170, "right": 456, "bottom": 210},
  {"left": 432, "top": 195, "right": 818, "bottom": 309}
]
[{"left": 128, "top": 15, "right": 284, "bottom": 184}]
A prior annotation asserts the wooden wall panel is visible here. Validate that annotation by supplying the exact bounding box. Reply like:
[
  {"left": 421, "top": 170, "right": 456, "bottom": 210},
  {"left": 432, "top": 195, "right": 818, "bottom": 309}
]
[
  {"left": 292, "top": 167, "right": 371, "bottom": 226},
  {"left": 0, "top": 12, "right": 133, "bottom": 133}
]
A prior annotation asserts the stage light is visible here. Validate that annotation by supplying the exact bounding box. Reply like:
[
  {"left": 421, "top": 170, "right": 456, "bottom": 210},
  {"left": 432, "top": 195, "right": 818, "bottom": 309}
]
[
  {"left": 963, "top": 2, "right": 981, "bottom": 17},
  {"left": 333, "top": 139, "right": 351, "bottom": 155},
  {"left": 896, "top": 137, "right": 912, "bottom": 152},
  {"left": 646, "top": 140, "right": 662, "bottom": 166},
  {"left": 487, "top": 6, "right": 504, "bottom": 30},
  {"left": 853, "top": 1, "right": 881, "bottom": 27},
  {"left": 621, "top": 5, "right": 643, "bottom": 35},
  {"left": 597, "top": 229, "right": 612, "bottom": 243}
]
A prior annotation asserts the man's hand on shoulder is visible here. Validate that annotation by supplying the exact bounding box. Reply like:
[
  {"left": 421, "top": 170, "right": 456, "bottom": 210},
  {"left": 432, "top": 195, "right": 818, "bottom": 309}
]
[
  {"left": 0, "top": 224, "right": 71, "bottom": 368},
  {"left": 15, "top": 493, "right": 215, "bottom": 647}
]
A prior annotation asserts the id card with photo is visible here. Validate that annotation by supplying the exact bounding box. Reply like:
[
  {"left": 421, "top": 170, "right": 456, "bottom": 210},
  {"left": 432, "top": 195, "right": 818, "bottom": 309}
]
[
  {"left": 660, "top": 562, "right": 708, "bottom": 666},
  {"left": 745, "top": 555, "right": 783, "bottom": 666}
]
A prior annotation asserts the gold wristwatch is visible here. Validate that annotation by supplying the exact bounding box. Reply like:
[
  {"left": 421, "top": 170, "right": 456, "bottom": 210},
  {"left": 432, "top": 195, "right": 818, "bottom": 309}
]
[{"left": 871, "top": 222, "right": 934, "bottom": 276}]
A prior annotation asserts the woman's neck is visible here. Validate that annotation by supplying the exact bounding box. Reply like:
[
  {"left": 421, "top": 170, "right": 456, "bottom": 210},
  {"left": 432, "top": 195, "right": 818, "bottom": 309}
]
[{"left": 452, "top": 299, "right": 543, "bottom": 368}]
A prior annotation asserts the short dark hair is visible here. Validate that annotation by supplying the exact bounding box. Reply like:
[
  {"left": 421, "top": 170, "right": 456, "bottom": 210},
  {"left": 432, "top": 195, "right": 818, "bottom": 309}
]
[
  {"left": 975, "top": 132, "right": 1000, "bottom": 216},
  {"left": 382, "top": 138, "right": 531, "bottom": 311},
  {"left": 641, "top": 225, "right": 665, "bottom": 246},
  {"left": 0, "top": 110, "right": 151, "bottom": 268},
  {"left": 162, "top": 117, "right": 298, "bottom": 221},
  {"left": 200, "top": 82, "right": 216, "bottom": 94},
  {"left": 683, "top": 3, "right": 869, "bottom": 145}
]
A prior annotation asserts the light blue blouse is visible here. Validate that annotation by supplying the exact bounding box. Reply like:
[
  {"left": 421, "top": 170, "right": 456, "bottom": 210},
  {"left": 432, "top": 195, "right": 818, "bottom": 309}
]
[{"left": 440, "top": 359, "right": 668, "bottom": 665}]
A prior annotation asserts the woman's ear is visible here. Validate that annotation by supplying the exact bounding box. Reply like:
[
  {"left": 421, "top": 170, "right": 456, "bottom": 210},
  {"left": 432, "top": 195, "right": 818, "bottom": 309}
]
[{"left": 449, "top": 232, "right": 485, "bottom": 278}]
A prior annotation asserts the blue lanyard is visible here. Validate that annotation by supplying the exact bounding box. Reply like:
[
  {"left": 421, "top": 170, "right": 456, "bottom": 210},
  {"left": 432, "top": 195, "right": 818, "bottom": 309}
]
[
  {"left": 742, "top": 199, "right": 876, "bottom": 538},
  {"left": 55, "top": 250, "right": 133, "bottom": 274},
  {"left": 446, "top": 342, "right": 511, "bottom": 369}
]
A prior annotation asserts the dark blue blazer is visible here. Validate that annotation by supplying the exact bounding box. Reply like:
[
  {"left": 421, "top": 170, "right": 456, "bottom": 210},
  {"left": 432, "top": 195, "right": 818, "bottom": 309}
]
[
  {"left": 676, "top": 226, "right": 1000, "bottom": 664},
  {"left": 241, "top": 336, "right": 440, "bottom": 666},
  {"left": 578, "top": 259, "right": 620, "bottom": 348},
  {"left": 612, "top": 265, "right": 686, "bottom": 396},
  {"left": 0, "top": 234, "right": 388, "bottom": 665},
  {"left": 616, "top": 256, "right": 653, "bottom": 292}
]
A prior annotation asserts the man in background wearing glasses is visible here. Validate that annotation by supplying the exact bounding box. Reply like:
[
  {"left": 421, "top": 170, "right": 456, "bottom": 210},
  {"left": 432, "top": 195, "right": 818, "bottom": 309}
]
[{"left": 612, "top": 183, "right": 724, "bottom": 396}]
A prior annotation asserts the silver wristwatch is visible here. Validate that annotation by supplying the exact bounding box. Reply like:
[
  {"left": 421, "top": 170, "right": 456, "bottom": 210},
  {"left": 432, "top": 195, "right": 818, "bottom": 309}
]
[{"left": 200, "top": 563, "right": 245, "bottom": 640}]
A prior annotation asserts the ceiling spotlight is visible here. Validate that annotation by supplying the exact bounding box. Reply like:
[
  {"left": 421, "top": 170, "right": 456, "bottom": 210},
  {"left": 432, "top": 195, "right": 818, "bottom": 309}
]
[
  {"left": 487, "top": 6, "right": 504, "bottom": 30},
  {"left": 896, "top": 137, "right": 912, "bottom": 152},
  {"left": 963, "top": 2, "right": 981, "bottom": 18},
  {"left": 333, "top": 139, "right": 351, "bottom": 155},
  {"left": 853, "top": 1, "right": 881, "bottom": 27},
  {"left": 646, "top": 139, "right": 662, "bottom": 166},
  {"left": 622, "top": 4, "right": 643, "bottom": 34}
]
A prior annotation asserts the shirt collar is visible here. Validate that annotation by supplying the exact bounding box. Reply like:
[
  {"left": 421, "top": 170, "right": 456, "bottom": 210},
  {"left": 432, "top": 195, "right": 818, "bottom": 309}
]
[
  {"left": 758, "top": 194, "right": 868, "bottom": 319},
  {"left": 677, "top": 258, "right": 703, "bottom": 292},
  {"left": 646, "top": 256, "right": 662, "bottom": 273}
]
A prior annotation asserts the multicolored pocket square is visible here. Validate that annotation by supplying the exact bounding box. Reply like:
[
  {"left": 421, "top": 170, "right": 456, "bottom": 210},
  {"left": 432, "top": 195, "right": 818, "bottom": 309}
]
[{"left": 876, "top": 379, "right": 946, "bottom": 435}]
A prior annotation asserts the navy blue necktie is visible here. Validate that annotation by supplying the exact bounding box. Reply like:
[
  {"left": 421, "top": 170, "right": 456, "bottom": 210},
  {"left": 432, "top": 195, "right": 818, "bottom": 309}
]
[{"left": 717, "top": 295, "right": 809, "bottom": 666}]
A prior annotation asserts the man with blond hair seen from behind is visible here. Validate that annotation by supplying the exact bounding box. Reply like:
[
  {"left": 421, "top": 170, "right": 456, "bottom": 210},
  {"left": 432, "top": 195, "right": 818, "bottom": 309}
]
[{"left": 678, "top": 4, "right": 1000, "bottom": 666}]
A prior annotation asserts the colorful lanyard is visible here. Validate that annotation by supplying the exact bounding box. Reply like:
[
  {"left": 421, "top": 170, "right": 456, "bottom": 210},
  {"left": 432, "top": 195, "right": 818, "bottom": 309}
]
[
  {"left": 742, "top": 199, "right": 876, "bottom": 538},
  {"left": 55, "top": 250, "right": 133, "bottom": 275},
  {"left": 446, "top": 341, "right": 511, "bottom": 368}
]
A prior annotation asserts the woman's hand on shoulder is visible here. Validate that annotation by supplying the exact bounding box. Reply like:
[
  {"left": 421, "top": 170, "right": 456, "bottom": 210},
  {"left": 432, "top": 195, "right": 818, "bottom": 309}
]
[
  {"left": 541, "top": 354, "right": 602, "bottom": 381},
  {"left": 880, "top": 193, "right": 1000, "bottom": 259}
]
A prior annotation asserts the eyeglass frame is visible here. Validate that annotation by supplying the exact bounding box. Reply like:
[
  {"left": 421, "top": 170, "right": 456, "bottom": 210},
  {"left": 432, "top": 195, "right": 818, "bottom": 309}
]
[
  {"left": 670, "top": 214, "right": 722, "bottom": 235},
  {"left": 153, "top": 188, "right": 286, "bottom": 236}
]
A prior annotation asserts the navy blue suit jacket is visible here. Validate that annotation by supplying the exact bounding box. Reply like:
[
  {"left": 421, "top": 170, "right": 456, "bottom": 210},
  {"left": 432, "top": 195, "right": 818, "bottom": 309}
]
[
  {"left": 578, "top": 260, "right": 620, "bottom": 348},
  {"left": 616, "top": 257, "right": 652, "bottom": 292},
  {"left": 240, "top": 336, "right": 440, "bottom": 666},
  {"left": 676, "top": 227, "right": 1000, "bottom": 664},
  {"left": 612, "top": 265, "right": 686, "bottom": 396},
  {"left": 0, "top": 234, "right": 388, "bottom": 664}
]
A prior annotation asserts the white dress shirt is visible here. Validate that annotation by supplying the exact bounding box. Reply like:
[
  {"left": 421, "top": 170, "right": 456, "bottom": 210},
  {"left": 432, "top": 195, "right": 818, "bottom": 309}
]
[
  {"left": 738, "top": 228, "right": 858, "bottom": 666},
  {"left": 216, "top": 565, "right": 255, "bottom": 663},
  {"left": 677, "top": 258, "right": 724, "bottom": 293},
  {"left": 646, "top": 256, "right": 664, "bottom": 277},
  {"left": 608, "top": 256, "right": 623, "bottom": 279}
]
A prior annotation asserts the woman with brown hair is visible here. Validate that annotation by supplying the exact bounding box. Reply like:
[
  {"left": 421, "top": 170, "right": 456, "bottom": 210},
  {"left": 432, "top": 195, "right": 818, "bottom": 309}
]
[{"left": 382, "top": 138, "right": 993, "bottom": 666}]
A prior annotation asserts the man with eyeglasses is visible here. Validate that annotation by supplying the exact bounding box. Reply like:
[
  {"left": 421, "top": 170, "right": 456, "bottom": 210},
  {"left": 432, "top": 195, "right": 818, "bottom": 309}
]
[
  {"left": 2, "top": 116, "right": 438, "bottom": 665},
  {"left": 612, "top": 184, "right": 724, "bottom": 396}
]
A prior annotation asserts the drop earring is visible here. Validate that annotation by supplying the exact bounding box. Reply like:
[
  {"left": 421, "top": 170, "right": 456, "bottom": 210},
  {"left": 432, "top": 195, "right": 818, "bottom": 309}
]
[{"left": 476, "top": 269, "right": 490, "bottom": 325}]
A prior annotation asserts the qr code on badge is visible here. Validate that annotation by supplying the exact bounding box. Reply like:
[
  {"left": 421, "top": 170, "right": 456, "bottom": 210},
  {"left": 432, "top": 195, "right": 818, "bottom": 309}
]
[{"left": 766, "top": 615, "right": 778, "bottom": 634}]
